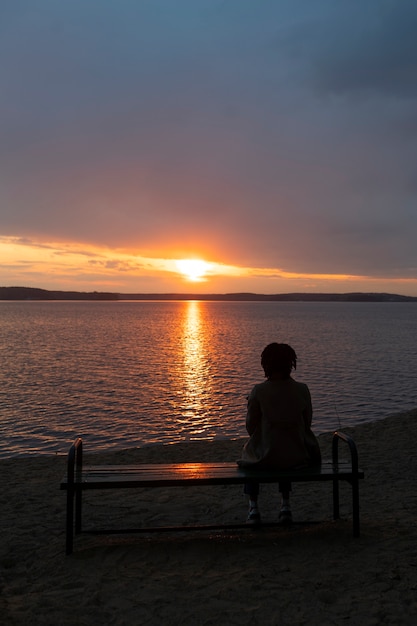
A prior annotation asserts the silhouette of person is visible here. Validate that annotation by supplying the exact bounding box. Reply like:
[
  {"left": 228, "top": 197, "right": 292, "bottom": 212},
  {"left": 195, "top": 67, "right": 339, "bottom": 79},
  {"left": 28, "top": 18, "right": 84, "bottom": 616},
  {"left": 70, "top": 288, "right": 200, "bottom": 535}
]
[{"left": 238, "top": 342, "right": 321, "bottom": 524}]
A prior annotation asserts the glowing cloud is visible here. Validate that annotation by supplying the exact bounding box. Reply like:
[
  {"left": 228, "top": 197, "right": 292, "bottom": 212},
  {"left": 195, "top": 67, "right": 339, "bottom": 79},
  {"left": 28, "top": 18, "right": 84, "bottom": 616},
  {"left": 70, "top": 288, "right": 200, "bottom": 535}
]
[{"left": 1, "top": 236, "right": 417, "bottom": 295}]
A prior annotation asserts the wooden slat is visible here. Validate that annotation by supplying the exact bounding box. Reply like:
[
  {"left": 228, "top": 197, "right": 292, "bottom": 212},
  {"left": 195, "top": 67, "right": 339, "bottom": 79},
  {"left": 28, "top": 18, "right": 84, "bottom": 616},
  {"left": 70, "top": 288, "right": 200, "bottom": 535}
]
[{"left": 61, "top": 461, "right": 364, "bottom": 489}]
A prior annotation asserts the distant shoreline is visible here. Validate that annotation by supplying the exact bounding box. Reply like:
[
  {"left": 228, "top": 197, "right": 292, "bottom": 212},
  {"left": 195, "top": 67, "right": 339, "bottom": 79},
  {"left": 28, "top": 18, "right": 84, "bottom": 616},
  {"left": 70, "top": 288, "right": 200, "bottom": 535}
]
[{"left": 1, "top": 286, "right": 417, "bottom": 302}]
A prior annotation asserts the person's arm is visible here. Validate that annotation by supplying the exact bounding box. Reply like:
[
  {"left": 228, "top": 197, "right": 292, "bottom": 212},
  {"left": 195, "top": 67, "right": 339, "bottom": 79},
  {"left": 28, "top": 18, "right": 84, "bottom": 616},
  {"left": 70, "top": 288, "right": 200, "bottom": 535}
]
[{"left": 246, "top": 387, "right": 261, "bottom": 435}]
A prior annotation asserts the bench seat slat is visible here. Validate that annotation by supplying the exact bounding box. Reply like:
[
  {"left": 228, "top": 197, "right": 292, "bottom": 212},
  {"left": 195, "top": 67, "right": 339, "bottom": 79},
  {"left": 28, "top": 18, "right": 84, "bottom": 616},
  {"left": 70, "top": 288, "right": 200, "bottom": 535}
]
[{"left": 61, "top": 461, "right": 363, "bottom": 489}]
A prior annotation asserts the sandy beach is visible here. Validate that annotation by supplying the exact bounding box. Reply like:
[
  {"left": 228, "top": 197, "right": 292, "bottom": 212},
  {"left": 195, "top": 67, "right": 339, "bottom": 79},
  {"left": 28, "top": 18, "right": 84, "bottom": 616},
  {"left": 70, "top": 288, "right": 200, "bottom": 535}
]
[{"left": 1, "top": 409, "right": 417, "bottom": 625}]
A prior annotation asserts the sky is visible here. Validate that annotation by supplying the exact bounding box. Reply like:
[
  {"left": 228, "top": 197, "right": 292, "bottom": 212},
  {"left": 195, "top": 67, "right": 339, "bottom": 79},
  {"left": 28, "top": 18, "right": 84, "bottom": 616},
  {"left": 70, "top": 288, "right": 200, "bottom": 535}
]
[{"left": 1, "top": 0, "right": 417, "bottom": 295}]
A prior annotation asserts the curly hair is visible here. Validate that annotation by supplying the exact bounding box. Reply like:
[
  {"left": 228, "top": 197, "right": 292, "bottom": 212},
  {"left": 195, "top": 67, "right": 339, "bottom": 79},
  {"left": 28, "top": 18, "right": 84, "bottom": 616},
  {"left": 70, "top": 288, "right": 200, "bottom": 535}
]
[{"left": 261, "top": 342, "right": 297, "bottom": 379}]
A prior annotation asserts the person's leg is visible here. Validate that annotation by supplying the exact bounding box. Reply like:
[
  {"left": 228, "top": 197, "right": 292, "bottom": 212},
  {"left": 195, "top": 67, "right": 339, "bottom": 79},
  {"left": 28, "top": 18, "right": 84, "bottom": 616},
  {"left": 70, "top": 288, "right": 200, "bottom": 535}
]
[
  {"left": 281, "top": 489, "right": 290, "bottom": 507},
  {"left": 244, "top": 480, "right": 259, "bottom": 500},
  {"left": 279, "top": 481, "right": 292, "bottom": 523},
  {"left": 244, "top": 481, "right": 261, "bottom": 523}
]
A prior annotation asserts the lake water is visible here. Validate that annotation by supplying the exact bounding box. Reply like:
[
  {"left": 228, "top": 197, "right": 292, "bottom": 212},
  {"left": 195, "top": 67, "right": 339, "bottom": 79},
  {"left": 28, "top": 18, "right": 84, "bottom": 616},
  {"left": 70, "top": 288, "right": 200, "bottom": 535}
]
[{"left": 1, "top": 300, "right": 416, "bottom": 458}]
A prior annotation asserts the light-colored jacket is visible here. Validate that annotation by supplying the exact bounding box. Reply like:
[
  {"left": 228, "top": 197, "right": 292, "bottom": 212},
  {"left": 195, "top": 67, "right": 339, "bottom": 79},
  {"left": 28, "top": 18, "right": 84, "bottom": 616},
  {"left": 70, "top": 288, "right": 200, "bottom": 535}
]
[{"left": 238, "top": 377, "right": 321, "bottom": 469}]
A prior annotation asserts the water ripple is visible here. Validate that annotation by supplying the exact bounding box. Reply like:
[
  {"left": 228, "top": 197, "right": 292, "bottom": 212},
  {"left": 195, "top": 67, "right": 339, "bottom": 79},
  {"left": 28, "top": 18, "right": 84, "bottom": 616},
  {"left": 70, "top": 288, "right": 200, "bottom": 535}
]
[{"left": 1, "top": 300, "right": 417, "bottom": 458}]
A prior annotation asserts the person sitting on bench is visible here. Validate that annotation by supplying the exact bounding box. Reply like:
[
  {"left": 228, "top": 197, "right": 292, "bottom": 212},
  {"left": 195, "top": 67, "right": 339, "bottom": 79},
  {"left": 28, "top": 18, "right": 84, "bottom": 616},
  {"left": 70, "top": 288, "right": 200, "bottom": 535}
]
[{"left": 238, "top": 342, "right": 322, "bottom": 524}]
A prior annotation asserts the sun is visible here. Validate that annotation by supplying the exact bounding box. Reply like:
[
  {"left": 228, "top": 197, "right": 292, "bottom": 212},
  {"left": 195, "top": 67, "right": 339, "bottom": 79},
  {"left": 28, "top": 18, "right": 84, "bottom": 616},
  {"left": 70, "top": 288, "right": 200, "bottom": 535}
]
[{"left": 176, "top": 259, "right": 209, "bottom": 281}]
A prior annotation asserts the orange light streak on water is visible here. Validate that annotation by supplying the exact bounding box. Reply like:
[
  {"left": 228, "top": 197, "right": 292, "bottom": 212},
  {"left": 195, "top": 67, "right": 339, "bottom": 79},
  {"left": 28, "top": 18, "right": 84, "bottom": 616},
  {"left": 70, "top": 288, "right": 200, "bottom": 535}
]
[{"left": 177, "top": 301, "right": 214, "bottom": 438}]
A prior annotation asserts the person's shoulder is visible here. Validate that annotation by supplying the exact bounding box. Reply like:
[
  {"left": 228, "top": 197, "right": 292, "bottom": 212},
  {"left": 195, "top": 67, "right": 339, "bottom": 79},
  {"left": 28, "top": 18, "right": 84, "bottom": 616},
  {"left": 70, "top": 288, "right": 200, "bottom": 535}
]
[
  {"left": 249, "top": 380, "right": 269, "bottom": 395},
  {"left": 290, "top": 378, "right": 310, "bottom": 392}
]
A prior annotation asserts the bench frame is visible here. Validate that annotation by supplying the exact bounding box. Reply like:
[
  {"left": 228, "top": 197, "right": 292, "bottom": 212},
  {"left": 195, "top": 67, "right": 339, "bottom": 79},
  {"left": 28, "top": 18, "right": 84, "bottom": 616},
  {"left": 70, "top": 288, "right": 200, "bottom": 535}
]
[{"left": 61, "top": 431, "right": 364, "bottom": 554}]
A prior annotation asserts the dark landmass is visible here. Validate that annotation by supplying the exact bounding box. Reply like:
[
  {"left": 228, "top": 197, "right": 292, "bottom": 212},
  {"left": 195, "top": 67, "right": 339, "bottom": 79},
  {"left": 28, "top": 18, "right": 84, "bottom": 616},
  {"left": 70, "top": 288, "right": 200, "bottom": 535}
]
[
  {"left": 0, "top": 287, "right": 119, "bottom": 301},
  {"left": 1, "top": 286, "right": 417, "bottom": 302},
  {"left": 120, "top": 291, "right": 417, "bottom": 302}
]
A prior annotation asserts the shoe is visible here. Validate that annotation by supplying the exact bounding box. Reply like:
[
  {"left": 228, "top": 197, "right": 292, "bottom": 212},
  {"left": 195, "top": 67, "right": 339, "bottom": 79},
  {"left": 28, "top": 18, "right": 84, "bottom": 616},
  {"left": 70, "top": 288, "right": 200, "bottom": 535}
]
[
  {"left": 247, "top": 507, "right": 261, "bottom": 525},
  {"left": 279, "top": 505, "right": 292, "bottom": 525}
]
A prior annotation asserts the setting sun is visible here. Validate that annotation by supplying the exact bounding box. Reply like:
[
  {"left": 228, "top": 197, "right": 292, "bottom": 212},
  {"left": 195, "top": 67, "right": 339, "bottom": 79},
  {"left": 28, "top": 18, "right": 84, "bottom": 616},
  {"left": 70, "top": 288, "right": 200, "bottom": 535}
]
[{"left": 176, "top": 259, "right": 209, "bottom": 281}]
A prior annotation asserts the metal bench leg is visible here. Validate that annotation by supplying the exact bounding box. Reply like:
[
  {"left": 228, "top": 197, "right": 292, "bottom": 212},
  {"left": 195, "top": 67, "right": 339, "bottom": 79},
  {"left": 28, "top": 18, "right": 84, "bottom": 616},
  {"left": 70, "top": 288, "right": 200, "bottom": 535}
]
[
  {"left": 352, "top": 479, "right": 360, "bottom": 537},
  {"left": 75, "top": 488, "right": 82, "bottom": 534},
  {"left": 332, "top": 478, "right": 340, "bottom": 520},
  {"left": 66, "top": 487, "right": 74, "bottom": 555}
]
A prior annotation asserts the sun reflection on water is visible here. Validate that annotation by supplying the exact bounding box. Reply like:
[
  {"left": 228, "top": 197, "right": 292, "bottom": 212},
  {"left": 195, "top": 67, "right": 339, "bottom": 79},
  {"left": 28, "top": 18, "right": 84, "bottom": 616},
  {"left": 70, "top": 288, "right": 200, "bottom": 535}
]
[{"left": 178, "top": 300, "right": 213, "bottom": 438}]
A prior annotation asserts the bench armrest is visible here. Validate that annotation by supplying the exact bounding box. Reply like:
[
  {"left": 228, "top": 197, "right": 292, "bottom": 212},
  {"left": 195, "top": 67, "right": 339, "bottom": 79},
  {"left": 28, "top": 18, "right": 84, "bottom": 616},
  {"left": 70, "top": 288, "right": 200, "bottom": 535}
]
[
  {"left": 332, "top": 431, "right": 359, "bottom": 474},
  {"left": 67, "top": 437, "right": 83, "bottom": 485}
]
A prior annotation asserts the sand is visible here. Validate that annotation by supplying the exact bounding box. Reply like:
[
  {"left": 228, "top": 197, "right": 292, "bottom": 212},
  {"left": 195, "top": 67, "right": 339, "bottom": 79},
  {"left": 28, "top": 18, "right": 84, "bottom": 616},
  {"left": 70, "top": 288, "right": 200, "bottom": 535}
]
[{"left": 1, "top": 409, "right": 417, "bottom": 625}]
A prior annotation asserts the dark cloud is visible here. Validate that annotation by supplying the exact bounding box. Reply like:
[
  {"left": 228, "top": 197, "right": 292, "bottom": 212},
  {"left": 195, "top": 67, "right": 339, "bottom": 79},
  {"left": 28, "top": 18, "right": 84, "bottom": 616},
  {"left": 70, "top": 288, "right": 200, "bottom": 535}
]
[
  {"left": 299, "top": 1, "right": 417, "bottom": 99},
  {"left": 1, "top": 0, "right": 417, "bottom": 282}
]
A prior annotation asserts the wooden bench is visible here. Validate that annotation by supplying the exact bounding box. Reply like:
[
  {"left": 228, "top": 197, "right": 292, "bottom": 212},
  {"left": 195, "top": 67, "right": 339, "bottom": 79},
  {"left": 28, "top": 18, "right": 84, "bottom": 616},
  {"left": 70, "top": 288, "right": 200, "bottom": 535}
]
[{"left": 60, "top": 431, "right": 364, "bottom": 554}]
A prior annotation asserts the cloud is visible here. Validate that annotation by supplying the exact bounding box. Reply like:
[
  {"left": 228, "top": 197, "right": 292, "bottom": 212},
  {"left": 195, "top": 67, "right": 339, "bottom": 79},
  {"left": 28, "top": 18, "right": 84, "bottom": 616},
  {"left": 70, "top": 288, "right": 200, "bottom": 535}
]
[
  {"left": 0, "top": 1, "right": 416, "bottom": 291},
  {"left": 303, "top": 1, "right": 417, "bottom": 99}
]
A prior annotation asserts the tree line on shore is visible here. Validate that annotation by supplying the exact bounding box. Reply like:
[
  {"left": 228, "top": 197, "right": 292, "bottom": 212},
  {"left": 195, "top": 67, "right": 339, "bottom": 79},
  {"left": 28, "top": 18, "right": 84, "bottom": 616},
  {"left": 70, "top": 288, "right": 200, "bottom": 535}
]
[{"left": 1, "top": 286, "right": 416, "bottom": 302}]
